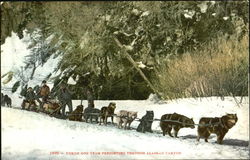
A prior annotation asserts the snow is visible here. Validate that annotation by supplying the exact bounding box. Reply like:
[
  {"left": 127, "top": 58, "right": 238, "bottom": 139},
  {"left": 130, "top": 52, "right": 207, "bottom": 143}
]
[
  {"left": 124, "top": 45, "right": 133, "bottom": 51},
  {"left": 132, "top": 8, "right": 140, "bottom": 16},
  {"left": 147, "top": 93, "right": 161, "bottom": 103},
  {"left": 136, "top": 61, "right": 146, "bottom": 69},
  {"left": 104, "top": 15, "right": 111, "bottom": 21},
  {"left": 45, "top": 34, "right": 55, "bottom": 43},
  {"left": 197, "top": 2, "right": 208, "bottom": 13},
  {"left": 1, "top": 31, "right": 62, "bottom": 98},
  {"left": 83, "top": 72, "right": 90, "bottom": 76},
  {"left": 141, "top": 11, "right": 150, "bottom": 17},
  {"left": 223, "top": 16, "right": 229, "bottom": 21},
  {"left": 33, "top": 56, "right": 61, "bottom": 82},
  {"left": 183, "top": 10, "right": 195, "bottom": 19},
  {"left": 67, "top": 76, "right": 77, "bottom": 85},
  {"left": 113, "top": 31, "right": 119, "bottom": 35},
  {"left": 1, "top": 96, "right": 249, "bottom": 159},
  {"left": 166, "top": 36, "right": 171, "bottom": 42},
  {"left": 210, "top": 1, "right": 216, "bottom": 6},
  {"left": 80, "top": 32, "right": 90, "bottom": 49},
  {"left": 1, "top": 32, "right": 31, "bottom": 76}
]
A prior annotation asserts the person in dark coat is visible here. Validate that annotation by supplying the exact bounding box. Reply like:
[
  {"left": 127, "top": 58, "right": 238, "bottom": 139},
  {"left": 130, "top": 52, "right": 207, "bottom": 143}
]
[
  {"left": 37, "top": 80, "right": 50, "bottom": 108},
  {"left": 23, "top": 87, "right": 37, "bottom": 110},
  {"left": 86, "top": 88, "right": 94, "bottom": 108},
  {"left": 57, "top": 83, "right": 73, "bottom": 117},
  {"left": 25, "top": 87, "right": 36, "bottom": 101},
  {"left": 82, "top": 86, "right": 94, "bottom": 108},
  {"left": 79, "top": 75, "right": 95, "bottom": 108}
]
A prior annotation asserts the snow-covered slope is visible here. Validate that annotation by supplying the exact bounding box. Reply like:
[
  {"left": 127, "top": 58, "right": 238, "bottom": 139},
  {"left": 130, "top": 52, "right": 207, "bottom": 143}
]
[
  {"left": 2, "top": 97, "right": 249, "bottom": 159},
  {"left": 1, "top": 32, "right": 31, "bottom": 76},
  {"left": 1, "top": 31, "right": 62, "bottom": 99}
]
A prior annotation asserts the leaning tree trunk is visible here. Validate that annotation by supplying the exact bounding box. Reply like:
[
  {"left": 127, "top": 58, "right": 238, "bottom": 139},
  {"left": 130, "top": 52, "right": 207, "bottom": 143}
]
[{"left": 113, "top": 37, "right": 161, "bottom": 98}]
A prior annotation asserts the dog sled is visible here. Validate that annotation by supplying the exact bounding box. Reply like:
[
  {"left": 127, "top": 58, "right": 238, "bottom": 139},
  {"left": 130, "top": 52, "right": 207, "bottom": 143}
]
[
  {"left": 40, "top": 99, "right": 63, "bottom": 117},
  {"left": 21, "top": 100, "right": 39, "bottom": 112},
  {"left": 21, "top": 99, "right": 63, "bottom": 118}
]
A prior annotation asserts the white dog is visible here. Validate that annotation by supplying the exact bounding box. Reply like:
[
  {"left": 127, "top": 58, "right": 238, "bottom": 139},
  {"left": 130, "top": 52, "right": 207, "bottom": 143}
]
[{"left": 116, "top": 110, "right": 137, "bottom": 130}]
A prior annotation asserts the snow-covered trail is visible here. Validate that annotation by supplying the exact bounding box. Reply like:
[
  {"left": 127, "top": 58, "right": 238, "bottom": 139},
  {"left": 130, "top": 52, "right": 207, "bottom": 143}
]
[{"left": 1, "top": 97, "right": 249, "bottom": 159}]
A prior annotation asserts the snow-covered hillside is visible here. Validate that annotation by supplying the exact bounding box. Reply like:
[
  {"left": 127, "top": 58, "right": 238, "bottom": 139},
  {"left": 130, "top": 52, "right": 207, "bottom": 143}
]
[
  {"left": 1, "top": 31, "right": 62, "bottom": 99},
  {"left": 2, "top": 97, "right": 249, "bottom": 160}
]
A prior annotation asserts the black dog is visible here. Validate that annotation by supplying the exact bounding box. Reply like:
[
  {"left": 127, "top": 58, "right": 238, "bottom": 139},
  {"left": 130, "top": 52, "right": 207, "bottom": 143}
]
[
  {"left": 136, "top": 111, "right": 154, "bottom": 133},
  {"left": 84, "top": 107, "right": 101, "bottom": 123},
  {"left": 3, "top": 94, "right": 12, "bottom": 107}
]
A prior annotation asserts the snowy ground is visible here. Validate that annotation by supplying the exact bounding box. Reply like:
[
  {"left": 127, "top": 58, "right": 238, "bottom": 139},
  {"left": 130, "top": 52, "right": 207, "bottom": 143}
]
[{"left": 1, "top": 96, "right": 249, "bottom": 160}]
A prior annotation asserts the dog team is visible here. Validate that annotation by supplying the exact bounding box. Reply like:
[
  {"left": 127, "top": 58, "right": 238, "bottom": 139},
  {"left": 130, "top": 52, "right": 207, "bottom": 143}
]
[
  {"left": 69, "top": 102, "right": 238, "bottom": 145},
  {"left": 1, "top": 80, "right": 238, "bottom": 145}
]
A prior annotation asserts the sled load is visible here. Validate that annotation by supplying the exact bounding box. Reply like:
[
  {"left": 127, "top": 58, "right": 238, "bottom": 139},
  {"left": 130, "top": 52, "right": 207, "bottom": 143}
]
[
  {"left": 41, "top": 99, "right": 62, "bottom": 116},
  {"left": 21, "top": 100, "right": 39, "bottom": 112},
  {"left": 21, "top": 98, "right": 62, "bottom": 117}
]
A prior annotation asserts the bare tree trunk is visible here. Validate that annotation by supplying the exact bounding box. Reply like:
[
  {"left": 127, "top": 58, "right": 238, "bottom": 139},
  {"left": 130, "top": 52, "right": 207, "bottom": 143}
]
[{"left": 114, "top": 37, "right": 160, "bottom": 97}]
